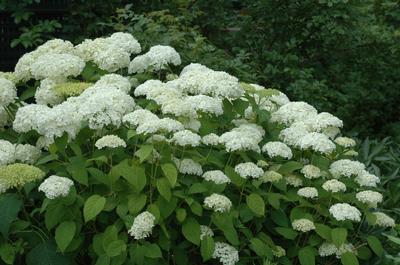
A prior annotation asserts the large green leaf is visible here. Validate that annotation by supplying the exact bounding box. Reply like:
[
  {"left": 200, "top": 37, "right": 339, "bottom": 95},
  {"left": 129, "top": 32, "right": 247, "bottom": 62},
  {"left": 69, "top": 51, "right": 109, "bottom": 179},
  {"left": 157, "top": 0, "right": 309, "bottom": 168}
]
[
  {"left": 341, "top": 252, "right": 359, "bottom": 265},
  {"left": 143, "top": 242, "right": 162, "bottom": 259},
  {"left": 156, "top": 178, "right": 171, "bottom": 201},
  {"left": 0, "top": 194, "right": 22, "bottom": 237},
  {"left": 84, "top": 195, "right": 106, "bottom": 223},
  {"left": 275, "top": 227, "right": 298, "bottom": 240},
  {"left": 250, "top": 238, "right": 271, "bottom": 257},
  {"left": 298, "top": 246, "right": 315, "bottom": 265},
  {"left": 55, "top": 221, "right": 76, "bottom": 252},
  {"left": 135, "top": 145, "right": 153, "bottom": 163},
  {"left": 182, "top": 217, "right": 200, "bottom": 245},
  {"left": 331, "top": 228, "right": 347, "bottom": 247},
  {"left": 314, "top": 223, "right": 332, "bottom": 241},
  {"left": 246, "top": 193, "right": 265, "bottom": 216},
  {"left": 26, "top": 241, "right": 69, "bottom": 265},
  {"left": 161, "top": 163, "right": 177, "bottom": 187},
  {"left": 367, "top": 236, "right": 383, "bottom": 257},
  {"left": 200, "top": 236, "right": 215, "bottom": 261},
  {"left": 278, "top": 161, "right": 304, "bottom": 175}
]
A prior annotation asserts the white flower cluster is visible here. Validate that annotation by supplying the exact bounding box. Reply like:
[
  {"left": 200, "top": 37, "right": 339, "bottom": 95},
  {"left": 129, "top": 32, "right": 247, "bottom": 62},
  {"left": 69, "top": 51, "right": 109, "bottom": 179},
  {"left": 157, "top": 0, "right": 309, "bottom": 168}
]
[
  {"left": 202, "top": 133, "right": 220, "bottom": 146},
  {"left": 355, "top": 190, "right": 383, "bottom": 208},
  {"left": 14, "top": 84, "right": 135, "bottom": 141},
  {"left": 169, "top": 63, "right": 244, "bottom": 98},
  {"left": 329, "top": 203, "right": 361, "bottom": 222},
  {"left": 128, "top": 211, "right": 156, "bottom": 240},
  {"left": 334, "top": 137, "right": 356, "bottom": 148},
  {"left": 200, "top": 225, "right": 214, "bottom": 240},
  {"left": 297, "top": 187, "right": 318, "bottom": 199},
  {"left": 38, "top": 175, "right": 74, "bottom": 199},
  {"left": 322, "top": 179, "right": 346, "bottom": 193},
  {"left": 171, "top": 130, "right": 201, "bottom": 147},
  {"left": 123, "top": 109, "right": 184, "bottom": 135},
  {"left": 212, "top": 242, "right": 239, "bottom": 265},
  {"left": 31, "top": 53, "right": 85, "bottom": 80},
  {"left": 292, "top": 219, "right": 315, "bottom": 232},
  {"left": 129, "top": 45, "right": 181, "bottom": 73},
  {"left": 0, "top": 77, "right": 16, "bottom": 107},
  {"left": 204, "top": 193, "right": 232, "bottom": 213},
  {"left": 329, "top": 159, "right": 365, "bottom": 178},
  {"left": 373, "top": 212, "right": 395, "bottom": 228},
  {"left": 0, "top": 140, "right": 41, "bottom": 165},
  {"left": 75, "top": 32, "right": 141, "bottom": 72},
  {"left": 202, "top": 170, "right": 231, "bottom": 184},
  {"left": 355, "top": 170, "right": 380, "bottom": 188},
  {"left": 262, "top": 141, "right": 292, "bottom": 159},
  {"left": 301, "top": 165, "right": 322, "bottom": 179},
  {"left": 260, "top": 171, "right": 283, "bottom": 183},
  {"left": 219, "top": 122, "right": 264, "bottom": 152},
  {"left": 14, "top": 39, "right": 75, "bottom": 81},
  {"left": 173, "top": 158, "right": 203, "bottom": 176},
  {"left": 234, "top": 162, "right": 264, "bottom": 179},
  {"left": 95, "top": 74, "right": 132, "bottom": 94},
  {"left": 95, "top": 135, "right": 126, "bottom": 149},
  {"left": 319, "top": 242, "right": 356, "bottom": 258},
  {"left": 35, "top": 78, "right": 64, "bottom": 106}
]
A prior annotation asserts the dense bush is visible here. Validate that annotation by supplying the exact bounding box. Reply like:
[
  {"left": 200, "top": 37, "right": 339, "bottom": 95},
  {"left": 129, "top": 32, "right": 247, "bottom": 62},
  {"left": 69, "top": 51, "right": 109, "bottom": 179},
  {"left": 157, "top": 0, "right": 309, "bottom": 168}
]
[
  {"left": 165, "top": 0, "right": 400, "bottom": 138},
  {"left": 0, "top": 32, "right": 398, "bottom": 265}
]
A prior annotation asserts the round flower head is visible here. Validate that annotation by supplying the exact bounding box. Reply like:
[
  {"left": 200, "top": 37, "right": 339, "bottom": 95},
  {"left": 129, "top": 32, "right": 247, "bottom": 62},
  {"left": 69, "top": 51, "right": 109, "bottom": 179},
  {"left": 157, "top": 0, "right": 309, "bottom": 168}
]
[
  {"left": 0, "top": 163, "right": 45, "bottom": 192},
  {"left": 202, "top": 170, "right": 231, "bottom": 184},
  {"left": 173, "top": 158, "right": 203, "bottom": 176},
  {"left": 301, "top": 165, "right": 322, "bottom": 179},
  {"left": 292, "top": 219, "right": 315, "bottom": 232},
  {"left": 329, "top": 159, "right": 365, "bottom": 178},
  {"left": 373, "top": 212, "right": 395, "bottom": 228},
  {"left": 322, "top": 179, "right": 346, "bottom": 193},
  {"left": 271, "top": 101, "right": 317, "bottom": 126},
  {"left": 329, "top": 203, "right": 361, "bottom": 222},
  {"left": 129, "top": 45, "right": 181, "bottom": 73},
  {"left": 262, "top": 141, "right": 292, "bottom": 159},
  {"left": 95, "top": 135, "right": 126, "bottom": 149},
  {"left": 279, "top": 122, "right": 309, "bottom": 147},
  {"left": 0, "top": 140, "right": 16, "bottom": 166},
  {"left": 204, "top": 193, "right": 232, "bottom": 213},
  {"left": 108, "top": 32, "right": 141, "bottom": 54},
  {"left": 171, "top": 130, "right": 201, "bottom": 147},
  {"left": 318, "top": 242, "right": 337, "bottom": 257},
  {"left": 35, "top": 78, "right": 64, "bottom": 106},
  {"left": 0, "top": 77, "right": 17, "bottom": 106},
  {"left": 95, "top": 74, "right": 131, "bottom": 94},
  {"left": 298, "top": 132, "right": 336, "bottom": 154},
  {"left": 334, "top": 137, "right": 356, "bottom": 148},
  {"left": 200, "top": 225, "right": 214, "bottom": 240},
  {"left": 335, "top": 243, "right": 357, "bottom": 258},
  {"left": 202, "top": 133, "right": 220, "bottom": 146},
  {"left": 128, "top": 211, "right": 156, "bottom": 240},
  {"left": 30, "top": 53, "right": 85, "bottom": 80},
  {"left": 38, "top": 175, "right": 74, "bottom": 199},
  {"left": 212, "top": 242, "right": 239, "bottom": 265},
  {"left": 272, "top": 246, "right": 286, "bottom": 258},
  {"left": 15, "top": 144, "right": 41, "bottom": 164},
  {"left": 355, "top": 170, "right": 380, "bottom": 188},
  {"left": 285, "top": 175, "right": 303, "bottom": 187},
  {"left": 356, "top": 190, "right": 383, "bottom": 208},
  {"left": 234, "top": 162, "right": 263, "bottom": 179},
  {"left": 260, "top": 171, "right": 283, "bottom": 183},
  {"left": 297, "top": 187, "right": 318, "bottom": 199}
]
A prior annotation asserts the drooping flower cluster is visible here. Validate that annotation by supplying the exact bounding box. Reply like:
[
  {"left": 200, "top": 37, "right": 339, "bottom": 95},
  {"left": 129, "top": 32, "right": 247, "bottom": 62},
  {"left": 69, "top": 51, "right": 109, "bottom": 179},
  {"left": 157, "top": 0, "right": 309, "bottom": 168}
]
[{"left": 128, "top": 211, "right": 156, "bottom": 240}]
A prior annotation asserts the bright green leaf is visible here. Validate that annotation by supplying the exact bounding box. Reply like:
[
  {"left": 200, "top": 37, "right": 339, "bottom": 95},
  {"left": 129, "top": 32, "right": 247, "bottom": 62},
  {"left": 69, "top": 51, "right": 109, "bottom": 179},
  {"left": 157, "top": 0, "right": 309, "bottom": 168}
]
[
  {"left": 367, "top": 236, "right": 383, "bottom": 257},
  {"left": 55, "top": 221, "right": 76, "bottom": 252},
  {"left": 201, "top": 236, "right": 215, "bottom": 261},
  {"left": 246, "top": 193, "right": 265, "bottom": 216},
  {"left": 84, "top": 195, "right": 106, "bottom": 223},
  {"left": 331, "top": 228, "right": 347, "bottom": 247},
  {"left": 182, "top": 217, "right": 200, "bottom": 245},
  {"left": 299, "top": 246, "right": 315, "bottom": 265},
  {"left": 135, "top": 145, "right": 153, "bottom": 163},
  {"left": 341, "top": 252, "right": 359, "bottom": 265},
  {"left": 161, "top": 163, "right": 178, "bottom": 187}
]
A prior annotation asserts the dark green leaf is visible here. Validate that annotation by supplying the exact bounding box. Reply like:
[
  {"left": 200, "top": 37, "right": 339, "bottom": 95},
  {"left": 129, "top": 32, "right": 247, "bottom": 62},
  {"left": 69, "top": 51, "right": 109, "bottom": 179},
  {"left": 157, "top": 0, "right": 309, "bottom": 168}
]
[
  {"left": 246, "top": 193, "right": 265, "bottom": 216},
  {"left": 83, "top": 195, "right": 106, "bottom": 222},
  {"left": 299, "top": 246, "right": 315, "bottom": 265},
  {"left": 341, "top": 252, "right": 359, "bottom": 265},
  {"left": 0, "top": 194, "right": 22, "bottom": 237},
  {"left": 182, "top": 217, "right": 200, "bottom": 245},
  {"left": 26, "top": 241, "right": 69, "bottom": 265},
  {"left": 200, "top": 236, "right": 214, "bottom": 261},
  {"left": 161, "top": 163, "right": 178, "bottom": 187},
  {"left": 367, "top": 236, "right": 383, "bottom": 257},
  {"left": 55, "top": 221, "right": 76, "bottom": 252}
]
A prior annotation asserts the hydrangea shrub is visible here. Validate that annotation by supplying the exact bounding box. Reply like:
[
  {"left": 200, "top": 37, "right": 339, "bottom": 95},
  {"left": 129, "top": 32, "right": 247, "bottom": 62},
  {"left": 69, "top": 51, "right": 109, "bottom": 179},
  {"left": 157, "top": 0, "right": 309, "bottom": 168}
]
[{"left": 0, "top": 32, "right": 397, "bottom": 265}]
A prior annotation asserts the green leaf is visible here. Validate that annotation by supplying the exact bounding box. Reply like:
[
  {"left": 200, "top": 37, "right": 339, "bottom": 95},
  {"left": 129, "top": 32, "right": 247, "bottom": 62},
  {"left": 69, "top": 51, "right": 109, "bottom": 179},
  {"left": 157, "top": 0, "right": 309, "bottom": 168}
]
[
  {"left": 367, "top": 236, "right": 383, "bottom": 257},
  {"left": 176, "top": 208, "right": 187, "bottom": 223},
  {"left": 314, "top": 224, "right": 332, "bottom": 241},
  {"left": 66, "top": 157, "right": 88, "bottom": 186},
  {"left": 161, "top": 163, "right": 177, "bottom": 187},
  {"left": 250, "top": 238, "right": 270, "bottom": 257},
  {"left": 200, "top": 236, "right": 215, "bottom": 261},
  {"left": 384, "top": 234, "right": 400, "bottom": 245},
  {"left": 278, "top": 161, "right": 304, "bottom": 175},
  {"left": 143, "top": 243, "right": 162, "bottom": 258},
  {"left": 275, "top": 227, "right": 298, "bottom": 240},
  {"left": 84, "top": 195, "right": 106, "bottom": 223},
  {"left": 55, "top": 221, "right": 76, "bottom": 252},
  {"left": 0, "top": 194, "right": 22, "bottom": 237},
  {"left": 0, "top": 243, "right": 15, "bottom": 264},
  {"left": 212, "top": 214, "right": 239, "bottom": 245},
  {"left": 298, "top": 246, "right": 315, "bottom": 265},
  {"left": 182, "top": 217, "right": 200, "bottom": 245},
  {"left": 135, "top": 145, "right": 153, "bottom": 163},
  {"left": 26, "top": 241, "right": 69, "bottom": 265},
  {"left": 341, "top": 252, "right": 359, "bottom": 265},
  {"left": 156, "top": 178, "right": 172, "bottom": 201},
  {"left": 331, "top": 228, "right": 347, "bottom": 247},
  {"left": 105, "top": 240, "right": 126, "bottom": 258},
  {"left": 246, "top": 193, "right": 265, "bottom": 216}
]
